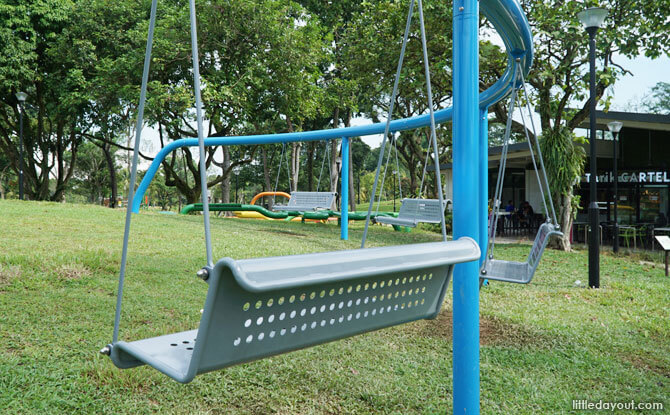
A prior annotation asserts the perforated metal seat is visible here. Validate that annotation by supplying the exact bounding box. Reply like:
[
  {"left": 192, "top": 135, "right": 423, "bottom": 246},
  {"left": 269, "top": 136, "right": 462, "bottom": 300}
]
[
  {"left": 480, "top": 223, "right": 561, "bottom": 284},
  {"left": 273, "top": 192, "right": 336, "bottom": 212},
  {"left": 375, "top": 198, "right": 450, "bottom": 228},
  {"left": 109, "top": 238, "right": 480, "bottom": 383}
]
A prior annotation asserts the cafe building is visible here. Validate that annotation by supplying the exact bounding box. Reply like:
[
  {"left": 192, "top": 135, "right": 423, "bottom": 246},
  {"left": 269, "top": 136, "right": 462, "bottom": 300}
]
[
  {"left": 575, "top": 110, "right": 670, "bottom": 229},
  {"left": 435, "top": 110, "right": 670, "bottom": 242}
]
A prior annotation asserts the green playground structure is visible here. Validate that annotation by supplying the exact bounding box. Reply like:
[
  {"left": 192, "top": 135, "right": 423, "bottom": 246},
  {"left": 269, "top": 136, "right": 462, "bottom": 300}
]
[{"left": 180, "top": 203, "right": 411, "bottom": 231}]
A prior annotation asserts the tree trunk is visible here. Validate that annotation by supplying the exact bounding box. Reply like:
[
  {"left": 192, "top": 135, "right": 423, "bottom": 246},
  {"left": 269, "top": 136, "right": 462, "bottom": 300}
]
[
  {"left": 330, "top": 108, "right": 340, "bottom": 210},
  {"left": 0, "top": 167, "right": 6, "bottom": 199},
  {"left": 290, "top": 142, "right": 301, "bottom": 192},
  {"left": 101, "top": 143, "right": 118, "bottom": 208},
  {"left": 286, "top": 117, "right": 301, "bottom": 192},
  {"left": 556, "top": 191, "right": 574, "bottom": 251}
]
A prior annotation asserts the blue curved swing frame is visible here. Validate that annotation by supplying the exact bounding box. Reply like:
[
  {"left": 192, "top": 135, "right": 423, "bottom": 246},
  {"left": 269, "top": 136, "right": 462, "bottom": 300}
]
[{"left": 122, "top": 0, "right": 533, "bottom": 412}]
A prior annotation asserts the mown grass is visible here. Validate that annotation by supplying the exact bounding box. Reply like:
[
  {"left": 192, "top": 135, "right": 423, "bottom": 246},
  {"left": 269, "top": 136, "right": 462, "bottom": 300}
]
[{"left": 0, "top": 199, "right": 668, "bottom": 414}]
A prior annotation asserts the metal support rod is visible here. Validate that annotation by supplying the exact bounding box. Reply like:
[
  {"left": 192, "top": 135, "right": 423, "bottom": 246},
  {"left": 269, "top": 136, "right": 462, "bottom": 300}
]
[
  {"left": 18, "top": 104, "right": 24, "bottom": 200},
  {"left": 361, "top": 0, "right": 414, "bottom": 248},
  {"left": 341, "top": 137, "right": 349, "bottom": 241},
  {"left": 113, "top": 0, "right": 158, "bottom": 343},
  {"left": 452, "top": 0, "right": 480, "bottom": 412},
  {"left": 587, "top": 26, "right": 600, "bottom": 289},
  {"left": 479, "top": 108, "right": 489, "bottom": 268},
  {"left": 189, "top": 0, "right": 213, "bottom": 267},
  {"left": 612, "top": 131, "right": 619, "bottom": 253},
  {"left": 418, "top": 0, "right": 447, "bottom": 242}
]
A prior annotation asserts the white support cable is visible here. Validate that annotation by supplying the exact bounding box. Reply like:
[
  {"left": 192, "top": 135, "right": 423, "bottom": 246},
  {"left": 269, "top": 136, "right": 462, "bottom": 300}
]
[
  {"left": 418, "top": 142, "right": 431, "bottom": 198},
  {"left": 485, "top": 62, "right": 520, "bottom": 265},
  {"left": 189, "top": 0, "right": 213, "bottom": 267},
  {"left": 417, "top": 0, "right": 447, "bottom": 241},
  {"left": 375, "top": 133, "right": 396, "bottom": 215},
  {"left": 361, "top": 0, "right": 414, "bottom": 248},
  {"left": 518, "top": 70, "right": 559, "bottom": 226},
  {"left": 272, "top": 144, "right": 286, "bottom": 205},
  {"left": 518, "top": 98, "right": 550, "bottom": 221},
  {"left": 393, "top": 133, "right": 403, "bottom": 200},
  {"left": 113, "top": 0, "right": 158, "bottom": 343},
  {"left": 316, "top": 140, "right": 329, "bottom": 191}
]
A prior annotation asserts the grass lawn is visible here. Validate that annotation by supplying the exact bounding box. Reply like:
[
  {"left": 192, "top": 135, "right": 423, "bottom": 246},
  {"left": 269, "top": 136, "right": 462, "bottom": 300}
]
[{"left": 0, "top": 199, "right": 668, "bottom": 414}]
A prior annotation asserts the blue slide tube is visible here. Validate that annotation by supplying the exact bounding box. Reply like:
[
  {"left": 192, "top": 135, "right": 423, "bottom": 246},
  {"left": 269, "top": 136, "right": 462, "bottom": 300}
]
[
  {"left": 452, "top": 0, "right": 481, "bottom": 412},
  {"left": 130, "top": 0, "right": 532, "bottom": 214},
  {"left": 340, "top": 137, "right": 350, "bottom": 240}
]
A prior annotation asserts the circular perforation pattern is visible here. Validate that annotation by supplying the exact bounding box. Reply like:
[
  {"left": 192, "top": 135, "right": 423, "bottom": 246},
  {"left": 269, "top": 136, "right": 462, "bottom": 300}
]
[{"left": 231, "top": 271, "right": 438, "bottom": 347}]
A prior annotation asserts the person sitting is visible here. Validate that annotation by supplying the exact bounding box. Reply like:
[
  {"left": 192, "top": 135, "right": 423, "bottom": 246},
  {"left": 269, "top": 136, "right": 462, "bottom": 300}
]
[
  {"left": 518, "top": 201, "right": 534, "bottom": 228},
  {"left": 523, "top": 202, "right": 534, "bottom": 217},
  {"left": 504, "top": 200, "right": 515, "bottom": 226}
]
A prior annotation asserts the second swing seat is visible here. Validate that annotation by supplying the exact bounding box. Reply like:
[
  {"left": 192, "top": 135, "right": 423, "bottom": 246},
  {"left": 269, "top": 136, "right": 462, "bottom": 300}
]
[
  {"left": 108, "top": 238, "right": 480, "bottom": 383},
  {"left": 375, "top": 198, "right": 451, "bottom": 228},
  {"left": 273, "top": 192, "right": 337, "bottom": 212},
  {"left": 480, "top": 222, "right": 562, "bottom": 284}
]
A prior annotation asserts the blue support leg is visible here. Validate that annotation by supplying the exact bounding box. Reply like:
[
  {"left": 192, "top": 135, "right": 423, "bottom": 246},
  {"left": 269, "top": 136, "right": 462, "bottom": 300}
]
[
  {"left": 452, "top": 0, "right": 480, "bottom": 413},
  {"left": 341, "top": 137, "right": 350, "bottom": 241}
]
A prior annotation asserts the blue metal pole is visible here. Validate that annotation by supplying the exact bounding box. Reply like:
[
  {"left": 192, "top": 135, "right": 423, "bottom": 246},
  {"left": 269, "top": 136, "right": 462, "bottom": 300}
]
[
  {"left": 341, "top": 137, "right": 350, "bottom": 240},
  {"left": 453, "top": 0, "right": 480, "bottom": 412},
  {"left": 479, "top": 108, "right": 489, "bottom": 268}
]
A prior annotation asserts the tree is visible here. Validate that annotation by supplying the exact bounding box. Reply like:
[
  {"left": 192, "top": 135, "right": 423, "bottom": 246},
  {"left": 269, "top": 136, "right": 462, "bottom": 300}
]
[
  {"left": 0, "top": 0, "right": 96, "bottom": 201},
  {"left": 68, "top": 142, "right": 110, "bottom": 204},
  {"left": 297, "top": 0, "right": 373, "bottom": 210},
  {"left": 0, "top": 150, "right": 15, "bottom": 199},
  {"left": 342, "top": 0, "right": 465, "bottom": 197},
  {"left": 643, "top": 82, "right": 670, "bottom": 115},
  {"left": 487, "top": 0, "right": 670, "bottom": 250}
]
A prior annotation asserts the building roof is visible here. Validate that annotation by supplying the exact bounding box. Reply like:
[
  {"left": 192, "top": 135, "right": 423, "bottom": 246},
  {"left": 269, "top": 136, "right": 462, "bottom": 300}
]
[
  {"left": 577, "top": 110, "right": 670, "bottom": 132},
  {"left": 427, "top": 110, "right": 670, "bottom": 171},
  {"left": 427, "top": 142, "right": 530, "bottom": 171}
]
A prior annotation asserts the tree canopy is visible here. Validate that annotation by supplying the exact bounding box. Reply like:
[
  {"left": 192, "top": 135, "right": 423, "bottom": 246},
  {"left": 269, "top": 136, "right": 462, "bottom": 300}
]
[{"left": 0, "top": 0, "right": 667, "bottom": 235}]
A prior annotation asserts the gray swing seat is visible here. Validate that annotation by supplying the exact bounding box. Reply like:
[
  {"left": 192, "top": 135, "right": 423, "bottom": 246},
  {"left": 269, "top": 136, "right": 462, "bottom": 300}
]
[
  {"left": 108, "top": 238, "right": 479, "bottom": 383},
  {"left": 375, "top": 198, "right": 451, "bottom": 228},
  {"left": 273, "top": 191, "right": 337, "bottom": 212},
  {"left": 480, "top": 223, "right": 562, "bottom": 284}
]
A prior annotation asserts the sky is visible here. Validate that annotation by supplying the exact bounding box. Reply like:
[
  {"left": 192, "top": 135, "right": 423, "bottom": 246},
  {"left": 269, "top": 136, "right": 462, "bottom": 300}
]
[{"left": 607, "top": 54, "right": 670, "bottom": 112}]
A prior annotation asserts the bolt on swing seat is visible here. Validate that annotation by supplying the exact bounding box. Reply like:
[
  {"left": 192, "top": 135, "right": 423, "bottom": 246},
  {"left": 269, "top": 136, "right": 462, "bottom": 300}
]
[
  {"left": 480, "top": 223, "right": 562, "bottom": 284},
  {"left": 109, "top": 238, "right": 480, "bottom": 383},
  {"left": 273, "top": 191, "right": 337, "bottom": 212},
  {"left": 375, "top": 198, "right": 451, "bottom": 228}
]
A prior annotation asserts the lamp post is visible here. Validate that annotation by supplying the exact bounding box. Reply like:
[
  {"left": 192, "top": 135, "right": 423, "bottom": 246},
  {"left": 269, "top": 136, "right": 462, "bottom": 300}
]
[
  {"left": 578, "top": 7, "right": 607, "bottom": 289},
  {"left": 607, "top": 121, "right": 623, "bottom": 253},
  {"left": 15, "top": 91, "right": 28, "bottom": 200}
]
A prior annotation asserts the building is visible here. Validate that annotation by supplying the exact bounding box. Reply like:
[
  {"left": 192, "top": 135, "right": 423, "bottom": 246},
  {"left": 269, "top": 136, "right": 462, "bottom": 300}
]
[
  {"left": 434, "top": 110, "right": 670, "bottom": 235},
  {"left": 575, "top": 110, "right": 670, "bottom": 227}
]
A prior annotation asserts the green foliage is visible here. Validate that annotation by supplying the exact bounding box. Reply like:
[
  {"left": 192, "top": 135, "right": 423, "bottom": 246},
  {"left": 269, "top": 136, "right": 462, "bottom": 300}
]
[
  {"left": 540, "top": 127, "right": 585, "bottom": 199},
  {"left": 539, "top": 126, "right": 586, "bottom": 242},
  {"left": 643, "top": 81, "right": 670, "bottom": 115}
]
